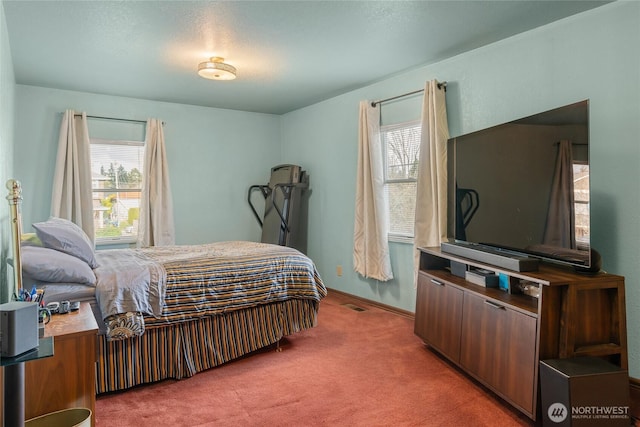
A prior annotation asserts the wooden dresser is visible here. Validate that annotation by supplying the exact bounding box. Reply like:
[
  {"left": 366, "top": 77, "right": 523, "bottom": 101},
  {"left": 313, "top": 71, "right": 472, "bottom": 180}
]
[
  {"left": 415, "top": 247, "right": 627, "bottom": 421},
  {"left": 24, "top": 303, "right": 98, "bottom": 426}
]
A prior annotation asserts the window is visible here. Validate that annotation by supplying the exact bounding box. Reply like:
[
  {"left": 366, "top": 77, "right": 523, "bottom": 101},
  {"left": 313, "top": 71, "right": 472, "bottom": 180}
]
[
  {"left": 382, "top": 120, "right": 421, "bottom": 240},
  {"left": 90, "top": 138, "right": 144, "bottom": 244},
  {"left": 573, "top": 162, "right": 589, "bottom": 248}
]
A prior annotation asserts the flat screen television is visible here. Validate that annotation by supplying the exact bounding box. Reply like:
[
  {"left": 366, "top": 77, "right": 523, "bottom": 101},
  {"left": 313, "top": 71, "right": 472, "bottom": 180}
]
[{"left": 445, "top": 100, "right": 593, "bottom": 271}]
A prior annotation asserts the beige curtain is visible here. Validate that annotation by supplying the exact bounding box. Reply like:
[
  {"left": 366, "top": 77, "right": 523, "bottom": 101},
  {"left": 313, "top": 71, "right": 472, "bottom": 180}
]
[
  {"left": 414, "top": 80, "right": 449, "bottom": 278},
  {"left": 138, "top": 118, "right": 175, "bottom": 247},
  {"left": 543, "top": 140, "right": 575, "bottom": 248},
  {"left": 353, "top": 101, "right": 393, "bottom": 281},
  {"left": 51, "top": 109, "right": 95, "bottom": 241}
]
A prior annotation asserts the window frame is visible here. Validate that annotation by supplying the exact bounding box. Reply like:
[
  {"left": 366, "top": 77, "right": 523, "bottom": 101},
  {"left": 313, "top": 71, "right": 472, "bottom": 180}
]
[
  {"left": 90, "top": 137, "right": 145, "bottom": 246},
  {"left": 381, "top": 119, "right": 422, "bottom": 243}
]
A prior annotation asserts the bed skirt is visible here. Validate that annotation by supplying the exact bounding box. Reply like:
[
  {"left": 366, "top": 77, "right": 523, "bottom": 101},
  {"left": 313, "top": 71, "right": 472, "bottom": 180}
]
[{"left": 96, "top": 298, "right": 320, "bottom": 394}]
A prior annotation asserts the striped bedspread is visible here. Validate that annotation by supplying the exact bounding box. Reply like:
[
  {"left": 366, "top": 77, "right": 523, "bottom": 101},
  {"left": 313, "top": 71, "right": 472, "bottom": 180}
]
[{"left": 95, "top": 241, "right": 326, "bottom": 339}]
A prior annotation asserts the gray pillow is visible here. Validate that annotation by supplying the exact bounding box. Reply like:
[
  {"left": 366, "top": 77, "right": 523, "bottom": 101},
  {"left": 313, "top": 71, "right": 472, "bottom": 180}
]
[
  {"left": 21, "top": 245, "right": 96, "bottom": 285},
  {"left": 33, "top": 217, "right": 99, "bottom": 268}
]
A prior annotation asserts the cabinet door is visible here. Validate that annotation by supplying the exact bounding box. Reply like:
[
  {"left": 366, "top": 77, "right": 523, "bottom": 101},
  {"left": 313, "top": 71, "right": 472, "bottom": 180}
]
[
  {"left": 460, "top": 293, "right": 537, "bottom": 414},
  {"left": 414, "top": 272, "right": 464, "bottom": 363}
]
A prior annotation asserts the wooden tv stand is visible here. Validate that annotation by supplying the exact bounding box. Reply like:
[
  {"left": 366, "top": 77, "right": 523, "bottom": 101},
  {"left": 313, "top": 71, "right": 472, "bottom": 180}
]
[{"left": 414, "top": 247, "right": 627, "bottom": 421}]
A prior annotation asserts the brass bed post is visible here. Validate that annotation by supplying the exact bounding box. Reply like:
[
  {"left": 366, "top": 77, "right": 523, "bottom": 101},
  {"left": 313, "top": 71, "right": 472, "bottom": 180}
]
[{"left": 6, "top": 179, "right": 23, "bottom": 299}]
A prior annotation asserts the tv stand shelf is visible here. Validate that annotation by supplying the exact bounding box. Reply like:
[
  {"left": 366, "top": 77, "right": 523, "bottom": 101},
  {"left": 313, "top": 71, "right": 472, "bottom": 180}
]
[
  {"left": 573, "top": 343, "right": 623, "bottom": 357},
  {"left": 414, "top": 247, "right": 628, "bottom": 421},
  {"left": 424, "top": 268, "right": 538, "bottom": 315}
]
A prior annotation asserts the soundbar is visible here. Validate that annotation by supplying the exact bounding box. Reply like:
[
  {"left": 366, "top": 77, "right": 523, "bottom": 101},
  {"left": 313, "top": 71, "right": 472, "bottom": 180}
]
[{"left": 441, "top": 241, "right": 539, "bottom": 272}]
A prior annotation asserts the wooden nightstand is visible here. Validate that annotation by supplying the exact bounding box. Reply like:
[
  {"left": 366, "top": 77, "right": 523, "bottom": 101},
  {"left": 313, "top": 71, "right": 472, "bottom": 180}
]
[{"left": 24, "top": 303, "right": 98, "bottom": 426}]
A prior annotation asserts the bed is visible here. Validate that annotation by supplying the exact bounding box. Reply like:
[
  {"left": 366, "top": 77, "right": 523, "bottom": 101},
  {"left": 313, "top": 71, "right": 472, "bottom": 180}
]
[{"left": 7, "top": 180, "right": 327, "bottom": 394}]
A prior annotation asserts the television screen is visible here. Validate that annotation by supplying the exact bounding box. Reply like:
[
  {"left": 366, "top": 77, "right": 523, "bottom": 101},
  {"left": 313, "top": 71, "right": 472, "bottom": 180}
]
[{"left": 446, "top": 100, "right": 591, "bottom": 269}]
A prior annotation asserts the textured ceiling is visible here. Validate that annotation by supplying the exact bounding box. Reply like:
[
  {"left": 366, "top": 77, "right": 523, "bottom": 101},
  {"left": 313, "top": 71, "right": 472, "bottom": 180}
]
[{"left": 3, "top": 1, "right": 610, "bottom": 115}]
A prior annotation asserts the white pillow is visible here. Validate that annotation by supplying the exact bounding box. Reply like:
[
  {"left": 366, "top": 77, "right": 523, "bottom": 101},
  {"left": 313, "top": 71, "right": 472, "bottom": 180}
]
[
  {"left": 33, "top": 217, "right": 99, "bottom": 268},
  {"left": 21, "top": 246, "right": 96, "bottom": 285}
]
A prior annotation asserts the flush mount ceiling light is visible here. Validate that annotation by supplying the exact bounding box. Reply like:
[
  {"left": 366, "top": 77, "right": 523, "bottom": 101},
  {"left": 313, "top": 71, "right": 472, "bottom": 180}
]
[{"left": 197, "top": 56, "right": 236, "bottom": 80}]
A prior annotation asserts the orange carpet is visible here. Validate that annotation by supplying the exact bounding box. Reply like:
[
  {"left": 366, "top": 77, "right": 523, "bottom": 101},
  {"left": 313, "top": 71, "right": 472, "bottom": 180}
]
[{"left": 95, "top": 291, "right": 534, "bottom": 426}]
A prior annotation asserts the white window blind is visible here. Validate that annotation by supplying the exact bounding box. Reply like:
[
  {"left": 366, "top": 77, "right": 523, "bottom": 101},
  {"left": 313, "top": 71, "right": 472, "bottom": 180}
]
[
  {"left": 382, "top": 120, "right": 421, "bottom": 239},
  {"left": 90, "top": 138, "right": 144, "bottom": 243}
]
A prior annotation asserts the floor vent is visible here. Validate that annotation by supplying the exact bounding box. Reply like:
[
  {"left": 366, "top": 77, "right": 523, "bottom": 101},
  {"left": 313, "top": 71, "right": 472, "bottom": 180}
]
[{"left": 342, "top": 303, "right": 367, "bottom": 312}]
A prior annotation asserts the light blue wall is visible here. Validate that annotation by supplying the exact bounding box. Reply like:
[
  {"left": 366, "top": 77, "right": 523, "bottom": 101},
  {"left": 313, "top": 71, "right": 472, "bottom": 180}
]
[
  {"left": 8, "top": 1, "right": 640, "bottom": 378},
  {"left": 281, "top": 2, "right": 640, "bottom": 377},
  {"left": 0, "top": 2, "right": 15, "bottom": 303},
  {"left": 13, "top": 86, "right": 282, "bottom": 245}
]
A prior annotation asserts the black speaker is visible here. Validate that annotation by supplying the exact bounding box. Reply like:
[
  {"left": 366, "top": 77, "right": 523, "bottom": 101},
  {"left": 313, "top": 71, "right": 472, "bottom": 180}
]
[{"left": 539, "top": 357, "right": 630, "bottom": 426}]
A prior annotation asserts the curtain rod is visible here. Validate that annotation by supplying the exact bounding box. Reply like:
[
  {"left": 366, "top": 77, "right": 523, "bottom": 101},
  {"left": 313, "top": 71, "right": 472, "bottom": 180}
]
[
  {"left": 73, "top": 114, "right": 164, "bottom": 125},
  {"left": 371, "top": 81, "right": 447, "bottom": 107}
]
